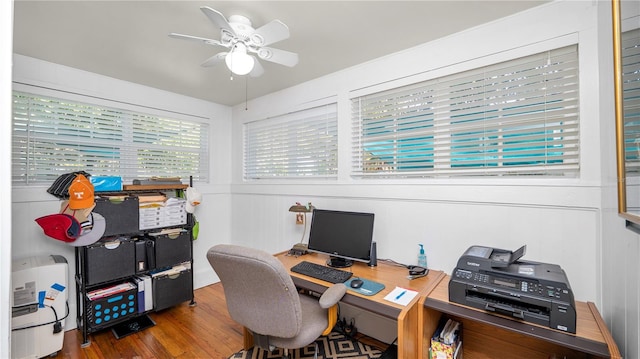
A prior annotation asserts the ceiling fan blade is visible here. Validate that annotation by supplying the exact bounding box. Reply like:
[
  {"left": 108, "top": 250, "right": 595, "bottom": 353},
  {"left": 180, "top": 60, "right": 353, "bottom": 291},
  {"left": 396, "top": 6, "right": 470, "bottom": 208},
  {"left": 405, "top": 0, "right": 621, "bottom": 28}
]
[
  {"left": 200, "top": 7, "right": 235, "bottom": 36},
  {"left": 201, "top": 52, "right": 228, "bottom": 67},
  {"left": 257, "top": 47, "right": 299, "bottom": 67},
  {"left": 250, "top": 20, "right": 290, "bottom": 47},
  {"left": 169, "top": 33, "right": 223, "bottom": 47},
  {"left": 249, "top": 58, "right": 265, "bottom": 77}
]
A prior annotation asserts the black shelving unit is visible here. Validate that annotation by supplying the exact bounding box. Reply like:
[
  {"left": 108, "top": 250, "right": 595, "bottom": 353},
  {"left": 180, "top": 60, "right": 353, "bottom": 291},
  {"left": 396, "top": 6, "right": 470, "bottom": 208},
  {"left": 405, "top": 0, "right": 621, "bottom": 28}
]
[{"left": 75, "top": 187, "right": 195, "bottom": 347}]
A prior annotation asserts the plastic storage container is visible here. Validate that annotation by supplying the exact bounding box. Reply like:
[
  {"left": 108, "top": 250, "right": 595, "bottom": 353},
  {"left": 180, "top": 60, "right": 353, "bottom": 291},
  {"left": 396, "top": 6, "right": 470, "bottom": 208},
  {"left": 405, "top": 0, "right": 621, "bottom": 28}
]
[
  {"left": 85, "top": 237, "right": 135, "bottom": 285},
  {"left": 152, "top": 265, "right": 192, "bottom": 311},
  {"left": 85, "top": 286, "right": 137, "bottom": 329},
  {"left": 93, "top": 196, "right": 140, "bottom": 236},
  {"left": 152, "top": 231, "right": 191, "bottom": 269}
]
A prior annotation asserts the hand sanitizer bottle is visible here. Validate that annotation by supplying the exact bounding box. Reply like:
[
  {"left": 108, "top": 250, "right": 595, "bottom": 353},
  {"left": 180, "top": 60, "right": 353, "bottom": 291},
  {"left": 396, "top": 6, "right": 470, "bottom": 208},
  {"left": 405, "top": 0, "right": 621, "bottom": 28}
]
[{"left": 418, "top": 244, "right": 427, "bottom": 267}]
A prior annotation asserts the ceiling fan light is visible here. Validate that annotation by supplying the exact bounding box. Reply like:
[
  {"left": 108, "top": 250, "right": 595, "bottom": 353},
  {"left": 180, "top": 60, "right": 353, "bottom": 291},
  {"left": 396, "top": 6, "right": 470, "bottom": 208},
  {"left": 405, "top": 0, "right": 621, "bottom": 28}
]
[{"left": 225, "top": 43, "right": 255, "bottom": 75}]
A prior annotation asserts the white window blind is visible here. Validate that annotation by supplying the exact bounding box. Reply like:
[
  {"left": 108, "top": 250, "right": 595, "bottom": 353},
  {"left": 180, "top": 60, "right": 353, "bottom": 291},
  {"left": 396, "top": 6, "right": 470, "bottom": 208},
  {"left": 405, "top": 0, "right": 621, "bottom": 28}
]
[
  {"left": 352, "top": 45, "right": 579, "bottom": 178},
  {"left": 244, "top": 103, "right": 338, "bottom": 179},
  {"left": 12, "top": 91, "right": 209, "bottom": 185},
  {"left": 623, "top": 28, "right": 640, "bottom": 176}
]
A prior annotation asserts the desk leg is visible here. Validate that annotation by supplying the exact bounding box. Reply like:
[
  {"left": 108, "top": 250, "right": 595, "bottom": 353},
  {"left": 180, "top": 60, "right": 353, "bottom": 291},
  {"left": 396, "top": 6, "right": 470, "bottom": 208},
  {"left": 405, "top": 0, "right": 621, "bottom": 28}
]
[
  {"left": 397, "top": 301, "right": 421, "bottom": 359},
  {"left": 243, "top": 327, "right": 254, "bottom": 350}
]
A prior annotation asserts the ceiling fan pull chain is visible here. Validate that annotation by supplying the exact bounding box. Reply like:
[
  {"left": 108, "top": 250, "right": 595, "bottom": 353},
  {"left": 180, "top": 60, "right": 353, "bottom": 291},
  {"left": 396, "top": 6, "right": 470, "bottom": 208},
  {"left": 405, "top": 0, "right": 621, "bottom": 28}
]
[{"left": 245, "top": 76, "right": 249, "bottom": 111}]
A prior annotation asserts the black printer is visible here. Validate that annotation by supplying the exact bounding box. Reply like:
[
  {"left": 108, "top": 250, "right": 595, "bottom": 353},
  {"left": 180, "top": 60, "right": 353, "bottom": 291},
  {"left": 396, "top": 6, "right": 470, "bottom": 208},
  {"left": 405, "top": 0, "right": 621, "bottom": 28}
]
[{"left": 448, "top": 245, "right": 576, "bottom": 333}]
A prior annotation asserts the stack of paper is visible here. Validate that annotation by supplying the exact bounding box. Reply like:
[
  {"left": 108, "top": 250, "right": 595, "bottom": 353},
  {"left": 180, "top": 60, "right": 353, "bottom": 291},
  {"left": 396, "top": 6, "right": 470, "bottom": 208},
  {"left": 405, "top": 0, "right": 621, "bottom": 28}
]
[
  {"left": 137, "top": 193, "right": 167, "bottom": 203},
  {"left": 139, "top": 197, "right": 187, "bottom": 230},
  {"left": 86, "top": 282, "right": 136, "bottom": 301},
  {"left": 151, "top": 262, "right": 191, "bottom": 278},
  {"left": 148, "top": 228, "right": 186, "bottom": 237},
  {"left": 439, "top": 319, "right": 460, "bottom": 345}
]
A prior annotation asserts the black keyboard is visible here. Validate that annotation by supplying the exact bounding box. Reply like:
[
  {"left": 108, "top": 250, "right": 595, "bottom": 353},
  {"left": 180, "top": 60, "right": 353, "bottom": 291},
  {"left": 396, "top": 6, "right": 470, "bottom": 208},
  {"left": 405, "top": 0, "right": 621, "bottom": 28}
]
[{"left": 290, "top": 261, "right": 353, "bottom": 284}]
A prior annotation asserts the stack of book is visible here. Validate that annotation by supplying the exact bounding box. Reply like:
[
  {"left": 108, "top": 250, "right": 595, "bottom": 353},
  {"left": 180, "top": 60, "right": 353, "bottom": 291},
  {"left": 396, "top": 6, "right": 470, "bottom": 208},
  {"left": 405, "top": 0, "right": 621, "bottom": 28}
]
[
  {"left": 430, "top": 318, "right": 462, "bottom": 359},
  {"left": 133, "top": 275, "right": 153, "bottom": 313}
]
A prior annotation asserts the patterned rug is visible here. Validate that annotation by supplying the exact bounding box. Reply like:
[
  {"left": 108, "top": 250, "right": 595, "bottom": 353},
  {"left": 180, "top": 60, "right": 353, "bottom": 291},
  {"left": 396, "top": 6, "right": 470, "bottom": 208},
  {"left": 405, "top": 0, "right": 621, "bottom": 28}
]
[{"left": 228, "top": 331, "right": 383, "bottom": 359}]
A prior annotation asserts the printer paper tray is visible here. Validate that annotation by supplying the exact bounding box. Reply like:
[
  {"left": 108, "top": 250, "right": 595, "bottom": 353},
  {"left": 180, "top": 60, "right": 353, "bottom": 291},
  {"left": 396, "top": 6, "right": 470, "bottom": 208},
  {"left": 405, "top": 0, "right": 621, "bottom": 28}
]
[{"left": 465, "top": 291, "right": 550, "bottom": 325}]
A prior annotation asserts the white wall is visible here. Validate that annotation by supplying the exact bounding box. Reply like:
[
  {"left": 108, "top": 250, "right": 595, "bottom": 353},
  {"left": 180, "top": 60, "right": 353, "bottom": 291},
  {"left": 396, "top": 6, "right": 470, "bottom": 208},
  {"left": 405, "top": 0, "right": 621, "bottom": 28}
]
[
  {"left": 10, "top": 54, "right": 233, "bottom": 331},
  {"left": 230, "top": 1, "right": 638, "bottom": 357},
  {"left": 2, "top": 1, "right": 14, "bottom": 357}
]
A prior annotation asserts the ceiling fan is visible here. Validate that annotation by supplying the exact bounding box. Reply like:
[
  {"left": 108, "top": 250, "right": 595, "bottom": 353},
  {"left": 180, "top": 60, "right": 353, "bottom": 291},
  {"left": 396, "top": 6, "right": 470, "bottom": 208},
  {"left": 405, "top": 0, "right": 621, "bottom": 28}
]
[{"left": 169, "top": 7, "right": 298, "bottom": 77}]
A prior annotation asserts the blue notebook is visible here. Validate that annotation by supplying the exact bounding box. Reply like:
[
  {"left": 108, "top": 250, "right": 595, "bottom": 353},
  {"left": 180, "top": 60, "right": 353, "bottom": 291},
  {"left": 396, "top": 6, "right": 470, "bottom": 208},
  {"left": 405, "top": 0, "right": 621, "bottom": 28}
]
[{"left": 344, "top": 278, "right": 385, "bottom": 296}]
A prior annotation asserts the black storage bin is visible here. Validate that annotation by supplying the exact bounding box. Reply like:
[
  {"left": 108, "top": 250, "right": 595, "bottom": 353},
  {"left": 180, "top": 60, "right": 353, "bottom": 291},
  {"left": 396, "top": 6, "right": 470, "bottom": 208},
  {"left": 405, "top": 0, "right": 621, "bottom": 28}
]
[
  {"left": 93, "top": 196, "right": 140, "bottom": 236},
  {"left": 152, "top": 268, "right": 192, "bottom": 311},
  {"left": 85, "top": 286, "right": 137, "bottom": 330},
  {"left": 85, "top": 237, "right": 135, "bottom": 285},
  {"left": 153, "top": 231, "right": 191, "bottom": 269}
]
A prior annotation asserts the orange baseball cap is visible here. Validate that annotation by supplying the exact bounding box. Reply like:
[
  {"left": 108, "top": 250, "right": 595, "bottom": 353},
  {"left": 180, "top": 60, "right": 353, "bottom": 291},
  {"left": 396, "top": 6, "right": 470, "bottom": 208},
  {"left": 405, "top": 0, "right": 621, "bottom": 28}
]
[{"left": 68, "top": 174, "right": 95, "bottom": 209}]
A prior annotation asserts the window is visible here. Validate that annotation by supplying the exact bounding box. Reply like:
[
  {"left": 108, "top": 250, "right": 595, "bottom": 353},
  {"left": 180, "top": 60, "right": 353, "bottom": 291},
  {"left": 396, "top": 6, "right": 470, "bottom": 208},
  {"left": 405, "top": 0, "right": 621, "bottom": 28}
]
[
  {"left": 623, "top": 28, "right": 640, "bottom": 176},
  {"left": 244, "top": 103, "right": 338, "bottom": 179},
  {"left": 12, "top": 91, "right": 209, "bottom": 185},
  {"left": 351, "top": 45, "right": 579, "bottom": 178}
]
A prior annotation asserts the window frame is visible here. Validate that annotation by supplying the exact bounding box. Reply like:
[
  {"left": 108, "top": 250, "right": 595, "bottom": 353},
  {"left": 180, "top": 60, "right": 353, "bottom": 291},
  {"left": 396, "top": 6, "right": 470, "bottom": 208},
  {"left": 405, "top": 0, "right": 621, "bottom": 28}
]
[
  {"left": 243, "top": 102, "right": 339, "bottom": 180},
  {"left": 350, "top": 45, "right": 580, "bottom": 179},
  {"left": 11, "top": 88, "right": 210, "bottom": 186}
]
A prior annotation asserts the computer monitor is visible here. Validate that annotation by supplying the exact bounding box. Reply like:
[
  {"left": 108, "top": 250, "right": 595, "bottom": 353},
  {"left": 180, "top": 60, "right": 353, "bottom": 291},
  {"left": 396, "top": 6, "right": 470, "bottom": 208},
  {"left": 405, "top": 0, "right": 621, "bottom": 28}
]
[{"left": 307, "top": 209, "right": 375, "bottom": 268}]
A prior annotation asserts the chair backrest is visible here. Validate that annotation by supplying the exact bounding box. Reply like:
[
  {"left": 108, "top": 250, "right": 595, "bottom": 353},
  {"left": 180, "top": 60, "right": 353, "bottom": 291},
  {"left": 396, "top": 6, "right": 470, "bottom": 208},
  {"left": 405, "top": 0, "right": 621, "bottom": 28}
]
[{"left": 206, "top": 244, "right": 302, "bottom": 338}]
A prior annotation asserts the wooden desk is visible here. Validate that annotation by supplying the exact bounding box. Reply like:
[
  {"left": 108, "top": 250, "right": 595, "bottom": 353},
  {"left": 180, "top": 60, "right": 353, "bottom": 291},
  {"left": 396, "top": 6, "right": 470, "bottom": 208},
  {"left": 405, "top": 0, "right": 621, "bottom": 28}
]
[
  {"left": 419, "top": 275, "right": 621, "bottom": 359},
  {"left": 276, "top": 252, "right": 445, "bottom": 358}
]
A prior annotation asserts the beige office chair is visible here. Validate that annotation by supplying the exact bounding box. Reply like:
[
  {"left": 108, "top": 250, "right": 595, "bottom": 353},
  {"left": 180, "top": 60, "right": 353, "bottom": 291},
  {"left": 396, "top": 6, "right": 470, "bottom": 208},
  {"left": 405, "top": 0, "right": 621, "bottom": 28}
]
[{"left": 207, "top": 244, "right": 347, "bottom": 358}]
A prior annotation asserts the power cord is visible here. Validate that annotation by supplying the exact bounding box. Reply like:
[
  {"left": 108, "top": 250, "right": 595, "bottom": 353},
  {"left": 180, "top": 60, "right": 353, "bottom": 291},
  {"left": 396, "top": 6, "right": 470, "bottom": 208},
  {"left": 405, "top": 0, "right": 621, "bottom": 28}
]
[
  {"left": 343, "top": 318, "right": 357, "bottom": 337},
  {"left": 334, "top": 306, "right": 357, "bottom": 338},
  {"left": 377, "top": 258, "right": 408, "bottom": 268},
  {"left": 378, "top": 258, "right": 428, "bottom": 279},
  {"left": 380, "top": 337, "right": 399, "bottom": 359},
  {"left": 11, "top": 300, "right": 69, "bottom": 334}
]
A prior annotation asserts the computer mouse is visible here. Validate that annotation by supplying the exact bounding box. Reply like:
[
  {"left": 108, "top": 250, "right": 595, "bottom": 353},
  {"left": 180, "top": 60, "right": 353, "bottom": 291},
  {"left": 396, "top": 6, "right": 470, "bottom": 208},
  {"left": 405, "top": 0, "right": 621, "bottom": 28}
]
[{"left": 350, "top": 279, "right": 364, "bottom": 288}]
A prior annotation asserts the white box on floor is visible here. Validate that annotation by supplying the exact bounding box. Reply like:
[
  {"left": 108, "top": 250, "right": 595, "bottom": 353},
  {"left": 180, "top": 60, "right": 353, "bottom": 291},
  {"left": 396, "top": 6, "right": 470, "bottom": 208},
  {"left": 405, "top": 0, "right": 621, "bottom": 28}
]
[{"left": 11, "top": 255, "right": 68, "bottom": 359}]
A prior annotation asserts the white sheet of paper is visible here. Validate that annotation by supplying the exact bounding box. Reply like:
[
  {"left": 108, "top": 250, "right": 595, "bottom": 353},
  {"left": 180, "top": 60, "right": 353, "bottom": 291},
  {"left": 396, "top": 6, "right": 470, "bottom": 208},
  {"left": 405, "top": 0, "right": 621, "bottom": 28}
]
[{"left": 383, "top": 286, "right": 418, "bottom": 306}]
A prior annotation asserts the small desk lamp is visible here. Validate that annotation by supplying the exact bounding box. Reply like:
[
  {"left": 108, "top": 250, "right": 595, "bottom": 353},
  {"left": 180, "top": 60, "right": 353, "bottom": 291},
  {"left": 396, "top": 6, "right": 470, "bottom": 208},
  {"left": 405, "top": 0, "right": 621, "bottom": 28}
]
[{"left": 288, "top": 202, "right": 315, "bottom": 246}]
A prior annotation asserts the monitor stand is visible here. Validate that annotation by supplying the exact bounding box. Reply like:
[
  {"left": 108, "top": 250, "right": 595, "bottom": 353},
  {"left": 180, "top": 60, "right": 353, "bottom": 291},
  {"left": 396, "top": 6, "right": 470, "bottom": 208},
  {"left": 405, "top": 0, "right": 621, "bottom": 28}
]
[{"left": 327, "top": 256, "right": 353, "bottom": 268}]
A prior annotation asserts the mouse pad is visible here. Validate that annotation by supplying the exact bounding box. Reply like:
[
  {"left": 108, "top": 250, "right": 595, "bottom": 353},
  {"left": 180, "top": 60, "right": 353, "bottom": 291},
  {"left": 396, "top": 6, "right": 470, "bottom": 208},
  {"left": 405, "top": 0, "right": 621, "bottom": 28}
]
[{"left": 344, "top": 278, "right": 385, "bottom": 296}]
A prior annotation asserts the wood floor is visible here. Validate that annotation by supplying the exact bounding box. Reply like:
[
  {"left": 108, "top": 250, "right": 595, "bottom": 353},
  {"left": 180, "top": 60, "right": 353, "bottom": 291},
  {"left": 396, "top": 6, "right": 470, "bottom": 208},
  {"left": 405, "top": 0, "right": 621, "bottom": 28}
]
[{"left": 54, "top": 282, "right": 388, "bottom": 359}]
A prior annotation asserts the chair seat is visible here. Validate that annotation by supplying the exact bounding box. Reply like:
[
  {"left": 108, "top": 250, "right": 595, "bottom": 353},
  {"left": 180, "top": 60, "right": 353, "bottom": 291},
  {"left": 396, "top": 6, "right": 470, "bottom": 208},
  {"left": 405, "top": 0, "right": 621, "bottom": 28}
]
[{"left": 268, "top": 294, "right": 328, "bottom": 349}]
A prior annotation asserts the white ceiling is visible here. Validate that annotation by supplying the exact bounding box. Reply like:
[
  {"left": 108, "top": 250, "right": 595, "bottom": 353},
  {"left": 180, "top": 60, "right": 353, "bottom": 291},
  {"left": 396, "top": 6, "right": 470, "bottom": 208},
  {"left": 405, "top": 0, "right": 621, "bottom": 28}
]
[{"left": 13, "top": 1, "right": 548, "bottom": 107}]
